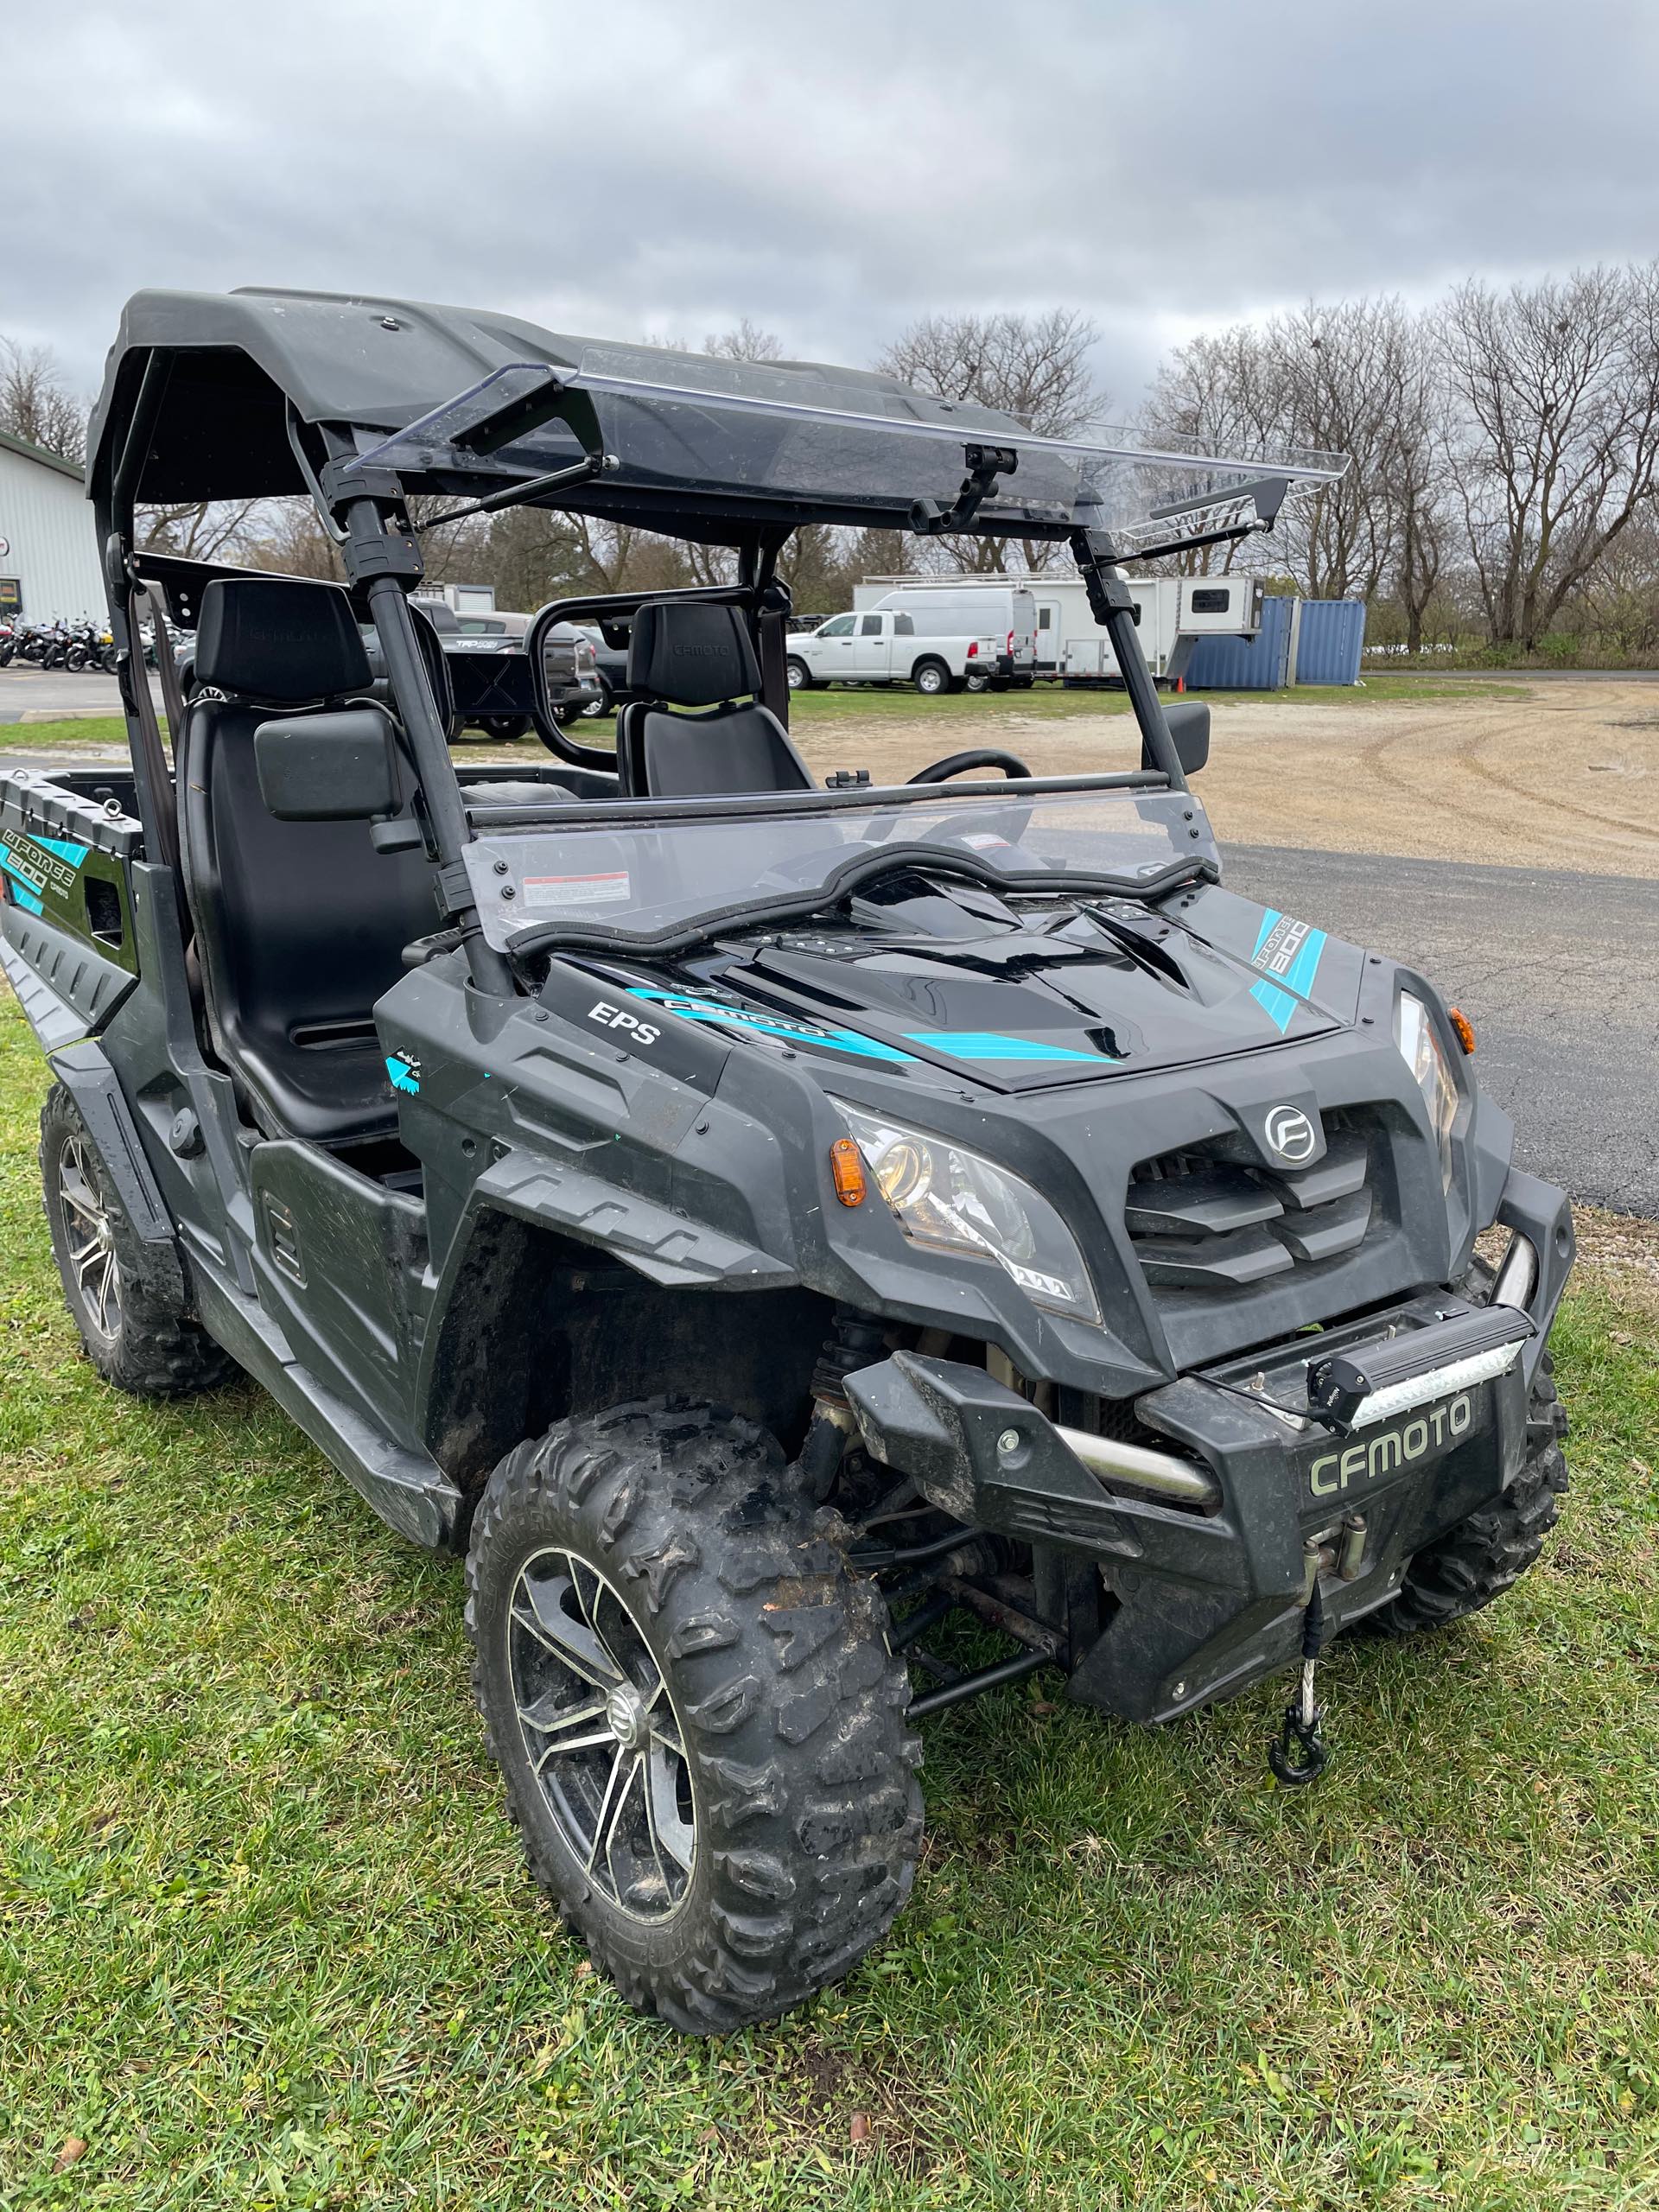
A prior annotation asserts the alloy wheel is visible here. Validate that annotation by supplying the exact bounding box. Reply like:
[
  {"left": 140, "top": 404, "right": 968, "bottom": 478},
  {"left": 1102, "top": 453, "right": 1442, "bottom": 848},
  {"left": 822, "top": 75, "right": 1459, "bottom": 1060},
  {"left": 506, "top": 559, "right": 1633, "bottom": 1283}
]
[
  {"left": 58, "top": 1135, "right": 121, "bottom": 1339},
  {"left": 507, "top": 1548, "right": 696, "bottom": 1922}
]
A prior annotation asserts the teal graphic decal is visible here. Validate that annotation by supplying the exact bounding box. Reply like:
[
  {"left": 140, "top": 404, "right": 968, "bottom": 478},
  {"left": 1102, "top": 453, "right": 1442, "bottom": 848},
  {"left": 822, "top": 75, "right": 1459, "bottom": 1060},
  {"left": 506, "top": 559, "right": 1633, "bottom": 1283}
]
[
  {"left": 628, "top": 988, "right": 917, "bottom": 1064},
  {"left": 1250, "top": 978, "right": 1300, "bottom": 1034},
  {"left": 2, "top": 826, "right": 88, "bottom": 913},
  {"left": 1251, "top": 909, "right": 1327, "bottom": 998},
  {"left": 386, "top": 1051, "right": 422, "bottom": 1095}
]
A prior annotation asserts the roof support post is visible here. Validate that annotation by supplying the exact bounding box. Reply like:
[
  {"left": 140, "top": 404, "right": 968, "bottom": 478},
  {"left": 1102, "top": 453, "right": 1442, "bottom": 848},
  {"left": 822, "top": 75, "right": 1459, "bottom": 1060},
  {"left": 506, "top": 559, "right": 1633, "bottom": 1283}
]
[
  {"left": 1069, "top": 530, "right": 1188, "bottom": 792},
  {"left": 321, "top": 452, "right": 512, "bottom": 993}
]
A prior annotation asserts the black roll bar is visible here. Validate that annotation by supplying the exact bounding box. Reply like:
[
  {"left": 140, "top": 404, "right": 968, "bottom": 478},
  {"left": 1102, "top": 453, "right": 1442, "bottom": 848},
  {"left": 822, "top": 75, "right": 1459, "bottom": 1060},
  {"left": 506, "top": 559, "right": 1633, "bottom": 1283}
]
[{"left": 524, "top": 582, "right": 767, "bottom": 771}]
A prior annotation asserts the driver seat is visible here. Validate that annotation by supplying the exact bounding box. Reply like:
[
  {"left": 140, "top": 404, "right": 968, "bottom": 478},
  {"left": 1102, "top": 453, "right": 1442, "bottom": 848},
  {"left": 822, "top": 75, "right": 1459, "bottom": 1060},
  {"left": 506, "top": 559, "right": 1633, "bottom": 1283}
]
[{"left": 616, "top": 601, "right": 814, "bottom": 799}]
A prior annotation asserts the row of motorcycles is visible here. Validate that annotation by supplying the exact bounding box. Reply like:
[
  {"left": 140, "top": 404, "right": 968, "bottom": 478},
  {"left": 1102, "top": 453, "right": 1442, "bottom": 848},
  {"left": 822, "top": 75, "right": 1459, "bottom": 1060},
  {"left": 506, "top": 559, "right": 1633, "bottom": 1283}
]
[{"left": 0, "top": 615, "right": 120, "bottom": 671}]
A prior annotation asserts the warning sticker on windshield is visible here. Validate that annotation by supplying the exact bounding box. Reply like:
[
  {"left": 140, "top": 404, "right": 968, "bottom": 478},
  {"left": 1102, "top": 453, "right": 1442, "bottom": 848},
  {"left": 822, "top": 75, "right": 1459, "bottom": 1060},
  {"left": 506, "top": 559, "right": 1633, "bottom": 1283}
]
[{"left": 523, "top": 871, "right": 632, "bottom": 910}]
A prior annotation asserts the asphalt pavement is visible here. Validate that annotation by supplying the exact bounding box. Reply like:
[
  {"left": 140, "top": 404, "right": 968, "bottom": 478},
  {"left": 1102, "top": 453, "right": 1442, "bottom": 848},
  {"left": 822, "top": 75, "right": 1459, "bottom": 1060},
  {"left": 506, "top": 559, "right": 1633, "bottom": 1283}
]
[
  {"left": 1226, "top": 845, "right": 1657, "bottom": 1217},
  {"left": 0, "top": 668, "right": 152, "bottom": 721}
]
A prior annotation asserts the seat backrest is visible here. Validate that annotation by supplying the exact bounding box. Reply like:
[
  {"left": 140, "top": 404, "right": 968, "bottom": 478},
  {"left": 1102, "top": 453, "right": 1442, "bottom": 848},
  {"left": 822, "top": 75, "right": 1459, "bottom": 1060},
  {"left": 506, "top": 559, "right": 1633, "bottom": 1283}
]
[
  {"left": 616, "top": 600, "right": 814, "bottom": 799},
  {"left": 179, "top": 576, "right": 437, "bottom": 1141}
]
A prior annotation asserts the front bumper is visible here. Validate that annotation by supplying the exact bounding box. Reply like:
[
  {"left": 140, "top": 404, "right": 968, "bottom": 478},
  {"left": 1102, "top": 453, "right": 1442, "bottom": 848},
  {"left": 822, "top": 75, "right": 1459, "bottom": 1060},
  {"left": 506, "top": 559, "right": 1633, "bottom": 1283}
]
[{"left": 845, "top": 1170, "right": 1573, "bottom": 1725}]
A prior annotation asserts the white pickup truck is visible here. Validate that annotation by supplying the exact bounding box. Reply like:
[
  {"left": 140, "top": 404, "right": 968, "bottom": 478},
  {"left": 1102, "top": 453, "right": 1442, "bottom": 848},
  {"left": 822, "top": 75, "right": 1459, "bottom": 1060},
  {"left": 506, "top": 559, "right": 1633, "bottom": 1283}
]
[{"left": 785, "top": 595, "right": 1037, "bottom": 696}]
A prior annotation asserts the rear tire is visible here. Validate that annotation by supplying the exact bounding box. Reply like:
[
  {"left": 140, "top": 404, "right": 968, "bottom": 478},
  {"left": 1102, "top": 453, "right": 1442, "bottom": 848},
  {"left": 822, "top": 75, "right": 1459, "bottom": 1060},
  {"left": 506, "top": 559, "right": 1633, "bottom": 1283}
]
[
  {"left": 466, "top": 1399, "right": 923, "bottom": 2034},
  {"left": 1362, "top": 1263, "right": 1569, "bottom": 1637},
  {"left": 39, "top": 1085, "right": 236, "bottom": 1397},
  {"left": 912, "top": 658, "right": 950, "bottom": 696},
  {"left": 474, "top": 714, "right": 531, "bottom": 740}
]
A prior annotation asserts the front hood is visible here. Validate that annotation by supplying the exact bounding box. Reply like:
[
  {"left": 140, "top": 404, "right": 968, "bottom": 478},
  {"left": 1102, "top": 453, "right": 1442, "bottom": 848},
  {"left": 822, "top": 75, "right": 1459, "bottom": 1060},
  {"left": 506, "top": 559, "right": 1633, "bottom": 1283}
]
[{"left": 574, "top": 873, "right": 1366, "bottom": 1095}]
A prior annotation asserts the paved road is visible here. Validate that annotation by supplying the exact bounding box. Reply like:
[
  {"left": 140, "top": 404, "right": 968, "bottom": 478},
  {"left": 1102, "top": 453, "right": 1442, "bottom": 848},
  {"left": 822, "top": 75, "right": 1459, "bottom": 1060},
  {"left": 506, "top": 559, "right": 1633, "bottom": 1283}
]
[
  {"left": 0, "top": 668, "right": 156, "bottom": 721},
  {"left": 1227, "top": 845, "right": 1657, "bottom": 1217}
]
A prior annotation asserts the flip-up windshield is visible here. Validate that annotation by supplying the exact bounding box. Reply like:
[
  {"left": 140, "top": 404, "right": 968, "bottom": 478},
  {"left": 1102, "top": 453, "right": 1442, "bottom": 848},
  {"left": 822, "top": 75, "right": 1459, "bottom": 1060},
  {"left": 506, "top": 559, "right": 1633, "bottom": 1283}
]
[
  {"left": 353, "top": 345, "right": 1347, "bottom": 544},
  {"left": 460, "top": 781, "right": 1211, "bottom": 951}
]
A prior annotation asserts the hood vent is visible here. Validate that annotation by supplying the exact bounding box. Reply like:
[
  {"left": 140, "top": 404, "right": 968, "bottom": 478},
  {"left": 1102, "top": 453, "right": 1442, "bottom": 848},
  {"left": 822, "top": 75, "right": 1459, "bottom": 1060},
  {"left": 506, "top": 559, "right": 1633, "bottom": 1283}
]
[{"left": 1126, "top": 1124, "right": 1373, "bottom": 1294}]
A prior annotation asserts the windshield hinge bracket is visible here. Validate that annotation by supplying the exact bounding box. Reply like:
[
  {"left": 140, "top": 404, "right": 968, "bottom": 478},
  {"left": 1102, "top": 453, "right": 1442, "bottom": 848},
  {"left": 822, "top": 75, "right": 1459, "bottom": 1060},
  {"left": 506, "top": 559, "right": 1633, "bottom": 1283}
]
[{"left": 910, "top": 442, "right": 1019, "bottom": 537}]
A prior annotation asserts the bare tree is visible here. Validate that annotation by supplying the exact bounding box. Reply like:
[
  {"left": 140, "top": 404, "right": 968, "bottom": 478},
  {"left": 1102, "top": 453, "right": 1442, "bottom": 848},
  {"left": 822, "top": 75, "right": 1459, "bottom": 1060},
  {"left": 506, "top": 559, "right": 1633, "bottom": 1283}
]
[
  {"left": 0, "top": 335, "right": 87, "bottom": 465},
  {"left": 1145, "top": 299, "right": 1418, "bottom": 599},
  {"left": 137, "top": 501, "right": 261, "bottom": 562},
  {"left": 1382, "top": 315, "right": 1452, "bottom": 656},
  {"left": 704, "top": 319, "right": 785, "bottom": 364},
  {"left": 875, "top": 310, "right": 1105, "bottom": 572},
  {"left": 1439, "top": 264, "right": 1659, "bottom": 650}
]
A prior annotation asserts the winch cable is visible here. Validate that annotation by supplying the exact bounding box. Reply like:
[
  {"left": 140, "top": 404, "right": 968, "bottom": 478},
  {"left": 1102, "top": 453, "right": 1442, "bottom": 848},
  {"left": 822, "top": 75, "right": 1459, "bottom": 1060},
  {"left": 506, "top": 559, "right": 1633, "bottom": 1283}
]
[{"left": 1268, "top": 1580, "right": 1331, "bottom": 1786}]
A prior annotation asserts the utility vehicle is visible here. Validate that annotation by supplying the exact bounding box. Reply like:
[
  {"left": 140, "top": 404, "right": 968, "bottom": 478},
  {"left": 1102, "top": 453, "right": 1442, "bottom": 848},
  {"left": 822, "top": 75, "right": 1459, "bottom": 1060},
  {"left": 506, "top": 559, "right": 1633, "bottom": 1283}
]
[{"left": 0, "top": 289, "right": 1572, "bottom": 2035}]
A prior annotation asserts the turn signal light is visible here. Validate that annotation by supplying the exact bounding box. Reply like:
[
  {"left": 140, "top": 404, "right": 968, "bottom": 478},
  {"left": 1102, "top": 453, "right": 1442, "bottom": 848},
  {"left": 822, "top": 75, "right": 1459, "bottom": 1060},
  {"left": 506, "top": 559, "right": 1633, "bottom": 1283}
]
[
  {"left": 1448, "top": 1006, "right": 1477, "bottom": 1055},
  {"left": 829, "top": 1136, "right": 868, "bottom": 1206}
]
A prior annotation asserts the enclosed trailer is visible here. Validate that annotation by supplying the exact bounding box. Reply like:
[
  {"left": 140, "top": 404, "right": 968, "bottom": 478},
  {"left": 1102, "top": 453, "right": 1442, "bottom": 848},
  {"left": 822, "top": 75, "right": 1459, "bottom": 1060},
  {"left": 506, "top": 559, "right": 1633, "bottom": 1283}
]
[{"left": 854, "top": 570, "right": 1262, "bottom": 684}]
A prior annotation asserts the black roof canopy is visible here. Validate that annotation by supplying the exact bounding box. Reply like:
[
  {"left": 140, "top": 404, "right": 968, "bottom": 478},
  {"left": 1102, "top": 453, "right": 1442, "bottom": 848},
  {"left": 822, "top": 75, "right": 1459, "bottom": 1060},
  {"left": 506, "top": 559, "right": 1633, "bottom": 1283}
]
[{"left": 90, "top": 287, "right": 1346, "bottom": 547}]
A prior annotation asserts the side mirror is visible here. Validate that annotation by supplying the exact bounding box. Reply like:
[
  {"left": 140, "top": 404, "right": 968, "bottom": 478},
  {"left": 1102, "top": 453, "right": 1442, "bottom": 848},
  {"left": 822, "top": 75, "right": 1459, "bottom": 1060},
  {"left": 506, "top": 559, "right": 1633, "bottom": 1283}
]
[
  {"left": 1142, "top": 699, "right": 1210, "bottom": 777},
  {"left": 255, "top": 708, "right": 401, "bottom": 821}
]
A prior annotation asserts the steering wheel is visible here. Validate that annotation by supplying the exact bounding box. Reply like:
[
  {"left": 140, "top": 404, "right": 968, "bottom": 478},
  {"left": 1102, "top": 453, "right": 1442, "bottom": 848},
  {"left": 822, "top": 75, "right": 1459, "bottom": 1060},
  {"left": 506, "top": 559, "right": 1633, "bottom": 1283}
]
[{"left": 906, "top": 747, "right": 1033, "bottom": 785}]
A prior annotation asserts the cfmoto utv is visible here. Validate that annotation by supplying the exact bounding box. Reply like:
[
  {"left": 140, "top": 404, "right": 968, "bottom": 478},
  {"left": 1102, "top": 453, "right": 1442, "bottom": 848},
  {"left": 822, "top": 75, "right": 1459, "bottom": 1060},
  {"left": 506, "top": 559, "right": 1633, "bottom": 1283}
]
[{"left": 0, "top": 290, "right": 1572, "bottom": 2033}]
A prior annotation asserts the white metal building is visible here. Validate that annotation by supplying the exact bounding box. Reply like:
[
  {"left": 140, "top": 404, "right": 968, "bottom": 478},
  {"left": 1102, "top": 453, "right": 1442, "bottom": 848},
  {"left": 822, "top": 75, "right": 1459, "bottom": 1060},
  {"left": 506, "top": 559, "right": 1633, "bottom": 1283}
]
[{"left": 0, "top": 429, "right": 106, "bottom": 624}]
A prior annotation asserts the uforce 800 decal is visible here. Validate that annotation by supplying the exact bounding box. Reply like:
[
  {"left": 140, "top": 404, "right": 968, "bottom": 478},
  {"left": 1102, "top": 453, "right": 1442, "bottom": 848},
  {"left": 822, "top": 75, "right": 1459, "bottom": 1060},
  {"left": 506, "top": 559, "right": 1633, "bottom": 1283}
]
[{"left": 1308, "top": 1393, "right": 1473, "bottom": 1498}]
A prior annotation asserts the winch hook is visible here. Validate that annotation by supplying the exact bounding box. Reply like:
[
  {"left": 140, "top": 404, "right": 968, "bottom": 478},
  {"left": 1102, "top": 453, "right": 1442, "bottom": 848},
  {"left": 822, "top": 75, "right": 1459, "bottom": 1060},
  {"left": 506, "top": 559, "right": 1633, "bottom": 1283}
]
[{"left": 1268, "top": 1580, "right": 1330, "bottom": 1787}]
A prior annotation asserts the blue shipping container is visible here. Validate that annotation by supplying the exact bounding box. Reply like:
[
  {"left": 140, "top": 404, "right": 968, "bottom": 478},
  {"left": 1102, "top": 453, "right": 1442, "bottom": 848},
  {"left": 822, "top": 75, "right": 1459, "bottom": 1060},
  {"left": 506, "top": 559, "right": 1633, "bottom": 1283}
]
[
  {"left": 1183, "top": 593, "right": 1293, "bottom": 690},
  {"left": 1289, "top": 597, "right": 1366, "bottom": 687}
]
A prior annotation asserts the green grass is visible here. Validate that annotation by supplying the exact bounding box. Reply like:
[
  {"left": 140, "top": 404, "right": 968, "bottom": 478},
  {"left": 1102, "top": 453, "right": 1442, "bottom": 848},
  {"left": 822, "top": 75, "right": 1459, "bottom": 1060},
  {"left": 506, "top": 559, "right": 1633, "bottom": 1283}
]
[
  {"left": 0, "top": 718, "right": 136, "bottom": 751},
  {"left": 0, "top": 674, "right": 1528, "bottom": 760},
  {"left": 785, "top": 675, "right": 1525, "bottom": 724},
  {"left": 0, "top": 996, "right": 1656, "bottom": 2210}
]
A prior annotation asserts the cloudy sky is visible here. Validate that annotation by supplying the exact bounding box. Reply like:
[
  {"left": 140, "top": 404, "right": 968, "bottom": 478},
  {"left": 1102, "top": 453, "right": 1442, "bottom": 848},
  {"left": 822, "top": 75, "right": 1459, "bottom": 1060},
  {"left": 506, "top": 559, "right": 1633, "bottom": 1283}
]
[{"left": 7, "top": 0, "right": 1659, "bottom": 415}]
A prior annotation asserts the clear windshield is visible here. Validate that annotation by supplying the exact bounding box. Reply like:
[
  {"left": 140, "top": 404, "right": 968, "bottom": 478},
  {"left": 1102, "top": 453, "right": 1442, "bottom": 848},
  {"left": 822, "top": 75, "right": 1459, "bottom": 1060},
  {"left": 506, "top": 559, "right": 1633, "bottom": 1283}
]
[
  {"left": 459, "top": 782, "right": 1209, "bottom": 950},
  {"left": 352, "top": 346, "right": 1347, "bottom": 540}
]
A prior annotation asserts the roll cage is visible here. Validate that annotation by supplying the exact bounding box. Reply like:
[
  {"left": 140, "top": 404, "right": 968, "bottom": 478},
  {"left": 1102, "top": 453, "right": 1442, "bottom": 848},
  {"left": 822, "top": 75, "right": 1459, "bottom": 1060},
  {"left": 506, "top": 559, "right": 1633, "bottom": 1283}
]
[{"left": 87, "top": 286, "right": 1346, "bottom": 997}]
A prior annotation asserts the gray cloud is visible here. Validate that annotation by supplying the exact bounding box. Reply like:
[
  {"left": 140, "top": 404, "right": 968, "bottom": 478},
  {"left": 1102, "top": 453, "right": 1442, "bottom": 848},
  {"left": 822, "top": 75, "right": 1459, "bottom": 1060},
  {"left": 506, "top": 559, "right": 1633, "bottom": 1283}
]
[{"left": 5, "top": 0, "right": 1658, "bottom": 416}]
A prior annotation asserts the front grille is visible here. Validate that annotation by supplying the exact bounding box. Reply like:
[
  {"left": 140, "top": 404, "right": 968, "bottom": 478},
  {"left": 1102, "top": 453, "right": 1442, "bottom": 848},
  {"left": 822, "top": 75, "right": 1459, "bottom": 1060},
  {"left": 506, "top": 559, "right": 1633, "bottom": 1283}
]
[{"left": 1126, "top": 1119, "right": 1375, "bottom": 1295}]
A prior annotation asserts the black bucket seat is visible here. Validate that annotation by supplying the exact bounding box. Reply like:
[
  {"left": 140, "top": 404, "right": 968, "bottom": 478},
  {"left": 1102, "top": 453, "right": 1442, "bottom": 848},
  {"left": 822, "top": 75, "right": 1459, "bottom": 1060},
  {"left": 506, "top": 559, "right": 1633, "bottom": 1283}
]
[
  {"left": 615, "top": 601, "right": 814, "bottom": 799},
  {"left": 176, "top": 575, "right": 435, "bottom": 1143}
]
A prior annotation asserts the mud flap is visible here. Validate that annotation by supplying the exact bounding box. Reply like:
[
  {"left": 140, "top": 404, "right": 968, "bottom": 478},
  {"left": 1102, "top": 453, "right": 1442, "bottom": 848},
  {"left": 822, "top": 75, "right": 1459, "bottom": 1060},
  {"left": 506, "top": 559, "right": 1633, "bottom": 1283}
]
[{"left": 43, "top": 1037, "right": 185, "bottom": 1272}]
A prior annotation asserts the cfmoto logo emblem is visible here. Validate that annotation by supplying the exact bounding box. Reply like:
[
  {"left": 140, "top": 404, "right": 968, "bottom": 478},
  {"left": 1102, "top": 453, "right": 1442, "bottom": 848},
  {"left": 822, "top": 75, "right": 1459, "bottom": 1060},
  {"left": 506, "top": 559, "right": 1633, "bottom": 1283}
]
[{"left": 1265, "top": 1105, "right": 1318, "bottom": 1163}]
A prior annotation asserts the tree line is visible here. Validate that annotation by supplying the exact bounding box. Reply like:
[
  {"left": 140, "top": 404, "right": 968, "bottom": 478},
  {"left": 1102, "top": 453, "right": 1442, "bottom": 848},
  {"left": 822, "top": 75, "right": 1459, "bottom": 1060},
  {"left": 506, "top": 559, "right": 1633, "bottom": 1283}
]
[{"left": 6, "top": 263, "right": 1659, "bottom": 659}]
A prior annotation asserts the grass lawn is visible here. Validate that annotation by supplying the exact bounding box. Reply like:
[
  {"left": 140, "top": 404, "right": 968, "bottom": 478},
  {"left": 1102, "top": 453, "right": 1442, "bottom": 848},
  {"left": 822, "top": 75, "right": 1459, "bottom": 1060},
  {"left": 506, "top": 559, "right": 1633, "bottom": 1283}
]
[
  {"left": 0, "top": 674, "right": 1528, "bottom": 760},
  {"left": 0, "top": 719, "right": 136, "bottom": 751},
  {"left": 0, "top": 995, "right": 1656, "bottom": 2209}
]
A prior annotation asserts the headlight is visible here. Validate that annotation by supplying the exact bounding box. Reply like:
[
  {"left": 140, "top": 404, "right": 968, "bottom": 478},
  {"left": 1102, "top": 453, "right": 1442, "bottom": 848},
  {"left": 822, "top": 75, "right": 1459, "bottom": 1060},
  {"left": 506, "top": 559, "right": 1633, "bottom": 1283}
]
[
  {"left": 835, "top": 1103, "right": 1101, "bottom": 1324},
  {"left": 1395, "top": 992, "right": 1459, "bottom": 1192}
]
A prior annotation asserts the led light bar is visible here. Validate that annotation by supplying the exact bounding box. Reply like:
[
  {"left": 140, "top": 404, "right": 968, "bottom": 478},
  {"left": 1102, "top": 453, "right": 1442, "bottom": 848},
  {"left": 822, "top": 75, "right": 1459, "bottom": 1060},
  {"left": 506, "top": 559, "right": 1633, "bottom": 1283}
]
[
  {"left": 1344, "top": 1339, "right": 1525, "bottom": 1429},
  {"left": 1307, "top": 1305, "right": 1534, "bottom": 1431}
]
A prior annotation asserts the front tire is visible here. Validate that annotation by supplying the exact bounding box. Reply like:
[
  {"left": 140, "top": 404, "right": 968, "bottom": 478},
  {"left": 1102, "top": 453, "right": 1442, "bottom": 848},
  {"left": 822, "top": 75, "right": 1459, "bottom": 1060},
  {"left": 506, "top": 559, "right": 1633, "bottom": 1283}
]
[
  {"left": 1363, "top": 1262, "right": 1569, "bottom": 1637},
  {"left": 39, "top": 1085, "right": 235, "bottom": 1396},
  {"left": 785, "top": 657, "right": 815, "bottom": 691},
  {"left": 467, "top": 1400, "right": 923, "bottom": 2034}
]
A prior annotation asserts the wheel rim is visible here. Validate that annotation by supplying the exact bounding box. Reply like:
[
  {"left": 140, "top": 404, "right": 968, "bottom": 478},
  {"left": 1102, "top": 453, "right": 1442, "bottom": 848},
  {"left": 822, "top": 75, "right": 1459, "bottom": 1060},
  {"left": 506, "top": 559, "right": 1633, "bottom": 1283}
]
[
  {"left": 786, "top": 664, "right": 804, "bottom": 689},
  {"left": 58, "top": 1135, "right": 121, "bottom": 1340},
  {"left": 580, "top": 691, "right": 609, "bottom": 717},
  {"left": 507, "top": 1548, "right": 696, "bottom": 1923}
]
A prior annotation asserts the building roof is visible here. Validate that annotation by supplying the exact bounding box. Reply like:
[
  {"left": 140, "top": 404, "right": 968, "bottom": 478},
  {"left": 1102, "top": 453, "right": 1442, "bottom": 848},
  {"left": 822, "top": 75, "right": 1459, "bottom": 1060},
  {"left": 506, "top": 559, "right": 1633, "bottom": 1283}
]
[{"left": 0, "top": 424, "right": 85, "bottom": 483}]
